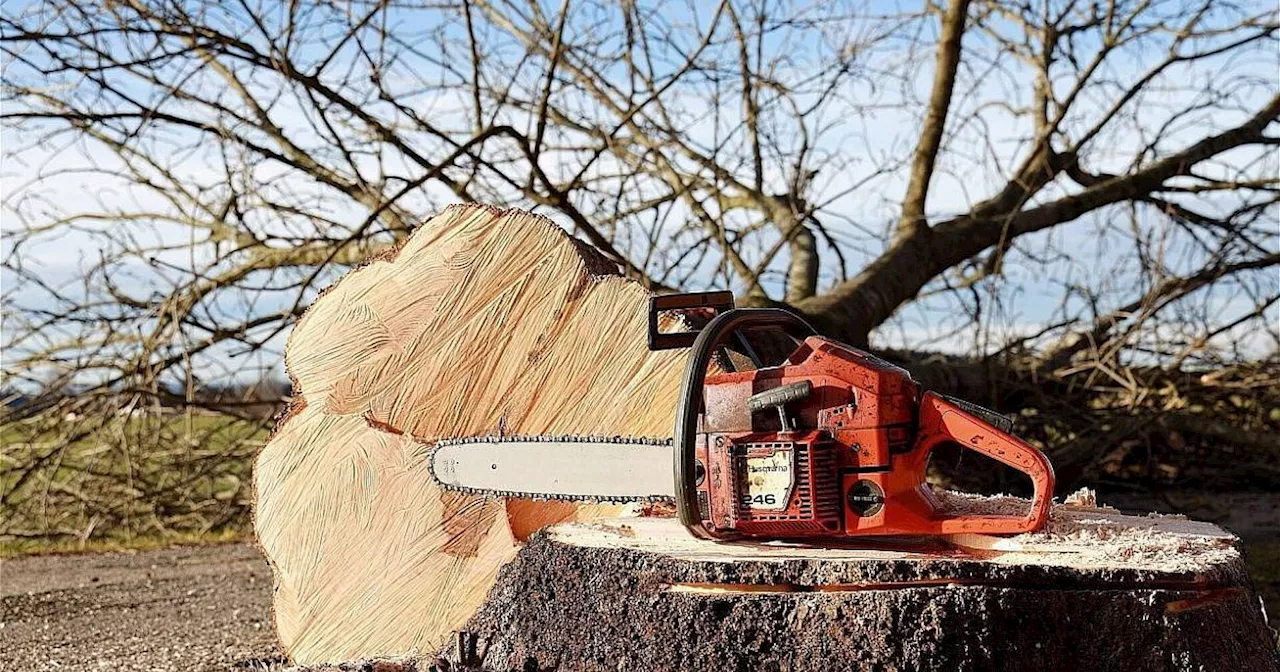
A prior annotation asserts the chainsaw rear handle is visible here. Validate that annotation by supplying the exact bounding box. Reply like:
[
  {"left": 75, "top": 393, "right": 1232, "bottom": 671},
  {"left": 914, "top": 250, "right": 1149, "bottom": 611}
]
[
  {"left": 674, "top": 308, "right": 818, "bottom": 540},
  {"left": 912, "top": 392, "right": 1055, "bottom": 534}
]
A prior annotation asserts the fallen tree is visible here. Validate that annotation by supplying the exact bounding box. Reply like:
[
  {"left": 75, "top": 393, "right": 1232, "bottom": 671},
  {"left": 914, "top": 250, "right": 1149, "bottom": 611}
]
[{"left": 5, "top": 0, "right": 1278, "bottom": 551}]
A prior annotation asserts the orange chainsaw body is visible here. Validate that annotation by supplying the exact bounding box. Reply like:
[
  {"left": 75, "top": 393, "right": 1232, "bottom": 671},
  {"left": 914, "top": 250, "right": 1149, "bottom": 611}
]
[{"left": 658, "top": 296, "right": 1055, "bottom": 541}]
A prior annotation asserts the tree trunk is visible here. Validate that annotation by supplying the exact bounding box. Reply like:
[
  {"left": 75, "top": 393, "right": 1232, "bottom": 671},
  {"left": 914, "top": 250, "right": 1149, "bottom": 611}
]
[
  {"left": 254, "top": 205, "right": 697, "bottom": 665},
  {"left": 445, "top": 510, "right": 1276, "bottom": 672}
]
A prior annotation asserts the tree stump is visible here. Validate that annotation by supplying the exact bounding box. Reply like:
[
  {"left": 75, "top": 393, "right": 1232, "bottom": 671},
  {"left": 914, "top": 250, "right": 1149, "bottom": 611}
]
[{"left": 451, "top": 499, "right": 1277, "bottom": 672}]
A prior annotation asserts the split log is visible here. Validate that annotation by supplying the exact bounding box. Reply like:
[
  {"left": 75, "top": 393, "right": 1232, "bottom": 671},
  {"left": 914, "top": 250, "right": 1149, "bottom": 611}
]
[
  {"left": 451, "top": 500, "right": 1277, "bottom": 672},
  {"left": 254, "top": 205, "right": 696, "bottom": 664}
]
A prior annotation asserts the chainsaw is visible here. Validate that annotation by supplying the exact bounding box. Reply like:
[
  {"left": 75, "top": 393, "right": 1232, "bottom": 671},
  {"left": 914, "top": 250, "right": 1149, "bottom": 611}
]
[{"left": 430, "top": 291, "right": 1055, "bottom": 541}]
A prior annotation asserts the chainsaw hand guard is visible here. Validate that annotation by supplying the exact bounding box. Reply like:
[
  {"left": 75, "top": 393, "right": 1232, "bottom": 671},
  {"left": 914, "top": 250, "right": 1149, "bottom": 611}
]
[{"left": 647, "top": 291, "right": 736, "bottom": 351}]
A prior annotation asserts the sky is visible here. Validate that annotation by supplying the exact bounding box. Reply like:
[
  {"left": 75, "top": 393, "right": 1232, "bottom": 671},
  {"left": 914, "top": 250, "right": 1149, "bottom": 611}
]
[{"left": 2, "top": 0, "right": 1277, "bottom": 388}]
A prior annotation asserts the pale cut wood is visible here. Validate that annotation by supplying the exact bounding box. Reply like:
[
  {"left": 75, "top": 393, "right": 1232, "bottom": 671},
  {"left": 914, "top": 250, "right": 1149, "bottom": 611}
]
[{"left": 254, "top": 205, "right": 696, "bottom": 665}]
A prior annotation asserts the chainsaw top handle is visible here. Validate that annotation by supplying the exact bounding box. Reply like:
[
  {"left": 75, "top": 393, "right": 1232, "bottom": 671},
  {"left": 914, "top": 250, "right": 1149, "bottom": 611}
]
[{"left": 672, "top": 307, "right": 818, "bottom": 540}]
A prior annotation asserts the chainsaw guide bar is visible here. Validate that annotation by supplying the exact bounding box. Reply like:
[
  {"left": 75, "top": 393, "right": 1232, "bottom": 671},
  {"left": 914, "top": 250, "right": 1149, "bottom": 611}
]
[{"left": 430, "top": 435, "right": 676, "bottom": 504}]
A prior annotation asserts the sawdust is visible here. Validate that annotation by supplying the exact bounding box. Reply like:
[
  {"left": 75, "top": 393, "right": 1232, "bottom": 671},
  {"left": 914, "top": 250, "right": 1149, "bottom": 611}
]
[
  {"left": 1061, "top": 486, "right": 1099, "bottom": 507},
  {"left": 616, "top": 486, "right": 1241, "bottom": 573},
  {"left": 933, "top": 487, "right": 1239, "bottom": 573}
]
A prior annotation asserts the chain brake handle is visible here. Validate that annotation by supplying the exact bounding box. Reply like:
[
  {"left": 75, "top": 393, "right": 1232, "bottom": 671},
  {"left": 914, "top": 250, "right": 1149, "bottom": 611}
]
[{"left": 647, "top": 291, "right": 736, "bottom": 351}]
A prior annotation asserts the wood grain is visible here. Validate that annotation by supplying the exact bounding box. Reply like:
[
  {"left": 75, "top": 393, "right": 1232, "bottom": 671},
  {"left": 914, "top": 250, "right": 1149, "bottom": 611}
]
[{"left": 254, "top": 205, "right": 693, "bottom": 664}]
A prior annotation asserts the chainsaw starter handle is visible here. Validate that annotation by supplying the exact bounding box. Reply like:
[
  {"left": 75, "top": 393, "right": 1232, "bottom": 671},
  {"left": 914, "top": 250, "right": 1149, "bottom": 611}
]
[
  {"left": 913, "top": 392, "right": 1056, "bottom": 534},
  {"left": 674, "top": 308, "right": 818, "bottom": 540}
]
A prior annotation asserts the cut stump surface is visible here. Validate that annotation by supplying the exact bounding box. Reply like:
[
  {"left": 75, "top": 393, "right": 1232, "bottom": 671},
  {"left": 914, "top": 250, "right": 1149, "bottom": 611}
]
[{"left": 453, "top": 506, "right": 1277, "bottom": 672}]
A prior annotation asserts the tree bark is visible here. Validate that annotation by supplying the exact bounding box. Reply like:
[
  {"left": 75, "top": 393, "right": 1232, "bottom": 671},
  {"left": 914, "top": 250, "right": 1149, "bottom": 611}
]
[{"left": 445, "top": 513, "right": 1276, "bottom": 672}]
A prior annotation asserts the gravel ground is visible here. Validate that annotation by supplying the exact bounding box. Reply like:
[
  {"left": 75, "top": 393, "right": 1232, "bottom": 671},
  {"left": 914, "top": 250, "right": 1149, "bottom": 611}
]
[
  {"left": 1, "top": 491, "right": 1274, "bottom": 670},
  {"left": 1, "top": 542, "right": 284, "bottom": 671}
]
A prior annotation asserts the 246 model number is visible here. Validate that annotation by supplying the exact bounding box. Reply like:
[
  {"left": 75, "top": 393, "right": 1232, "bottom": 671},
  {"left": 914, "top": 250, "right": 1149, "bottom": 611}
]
[{"left": 740, "top": 493, "right": 778, "bottom": 507}]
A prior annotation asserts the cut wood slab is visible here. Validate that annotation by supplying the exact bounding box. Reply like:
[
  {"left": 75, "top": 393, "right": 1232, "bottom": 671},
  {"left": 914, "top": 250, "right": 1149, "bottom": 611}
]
[
  {"left": 254, "top": 205, "right": 698, "bottom": 664},
  {"left": 449, "top": 505, "right": 1277, "bottom": 672}
]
